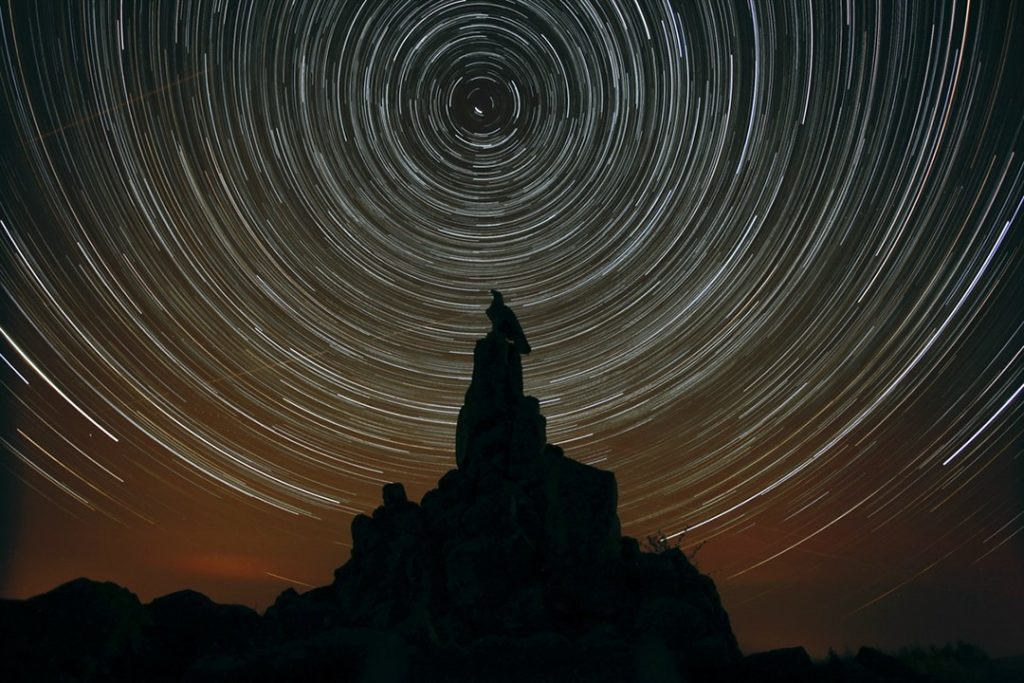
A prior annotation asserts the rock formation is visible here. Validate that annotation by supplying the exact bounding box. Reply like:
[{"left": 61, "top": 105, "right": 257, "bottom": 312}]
[
  {"left": 260, "top": 292, "right": 740, "bottom": 681},
  {"left": 0, "top": 293, "right": 963, "bottom": 681}
]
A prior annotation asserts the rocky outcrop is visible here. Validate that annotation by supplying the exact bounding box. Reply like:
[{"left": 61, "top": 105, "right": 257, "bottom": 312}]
[
  {"left": 2, "top": 293, "right": 958, "bottom": 682},
  {"left": 145, "top": 590, "right": 260, "bottom": 678},
  {"left": 0, "top": 578, "right": 153, "bottom": 681},
  {"left": 257, "top": 293, "right": 739, "bottom": 681}
]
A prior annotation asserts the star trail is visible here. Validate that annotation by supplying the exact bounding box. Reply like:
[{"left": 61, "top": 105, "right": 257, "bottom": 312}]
[{"left": 1, "top": 0, "right": 1022, "bottom": 656}]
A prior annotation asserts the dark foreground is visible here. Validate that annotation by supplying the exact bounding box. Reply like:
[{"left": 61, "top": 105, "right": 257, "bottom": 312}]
[
  {"left": 3, "top": 299, "right": 1017, "bottom": 682},
  {"left": 3, "top": 575, "right": 1021, "bottom": 682}
]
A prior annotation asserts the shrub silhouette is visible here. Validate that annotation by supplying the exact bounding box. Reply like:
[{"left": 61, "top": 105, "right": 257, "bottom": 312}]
[{"left": 642, "top": 528, "right": 705, "bottom": 566}]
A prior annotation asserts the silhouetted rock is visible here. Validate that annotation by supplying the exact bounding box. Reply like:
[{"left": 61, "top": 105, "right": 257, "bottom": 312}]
[
  {"left": 0, "top": 578, "right": 151, "bottom": 681},
  {"left": 1, "top": 293, "right": 753, "bottom": 681},
  {"left": 455, "top": 327, "right": 540, "bottom": 470},
  {"left": 145, "top": 590, "right": 260, "bottom": 677},
  {"left": 743, "top": 646, "right": 816, "bottom": 682},
  {"left": 259, "top": 292, "right": 740, "bottom": 680},
  {"left": 541, "top": 447, "right": 621, "bottom": 566}
]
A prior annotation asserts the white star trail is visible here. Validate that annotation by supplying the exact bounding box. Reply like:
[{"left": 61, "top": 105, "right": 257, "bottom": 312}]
[{"left": 0, "top": 0, "right": 1021, "bottom": 653}]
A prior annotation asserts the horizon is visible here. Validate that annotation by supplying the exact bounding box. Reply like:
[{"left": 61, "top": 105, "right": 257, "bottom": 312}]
[{"left": 1, "top": 0, "right": 1022, "bottom": 662}]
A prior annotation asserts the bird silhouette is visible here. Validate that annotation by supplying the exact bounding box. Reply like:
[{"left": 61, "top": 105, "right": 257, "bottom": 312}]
[{"left": 486, "top": 289, "right": 531, "bottom": 355}]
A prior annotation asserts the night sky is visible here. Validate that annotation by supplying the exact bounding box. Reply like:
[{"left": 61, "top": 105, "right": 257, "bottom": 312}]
[{"left": 1, "top": 0, "right": 1022, "bottom": 658}]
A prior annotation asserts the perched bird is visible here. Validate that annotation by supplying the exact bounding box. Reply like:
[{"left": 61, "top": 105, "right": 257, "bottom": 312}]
[{"left": 486, "top": 289, "right": 531, "bottom": 355}]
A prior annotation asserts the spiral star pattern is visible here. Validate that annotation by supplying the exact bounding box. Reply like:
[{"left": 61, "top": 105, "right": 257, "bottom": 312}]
[{"left": 1, "top": 0, "right": 1022, "bottom": 652}]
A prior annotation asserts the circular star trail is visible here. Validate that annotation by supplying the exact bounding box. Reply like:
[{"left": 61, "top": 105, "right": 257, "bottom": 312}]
[{"left": 1, "top": 0, "right": 1022, "bottom": 652}]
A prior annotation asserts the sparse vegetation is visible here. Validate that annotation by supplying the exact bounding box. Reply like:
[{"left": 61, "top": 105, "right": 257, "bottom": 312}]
[{"left": 642, "top": 528, "right": 704, "bottom": 565}]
